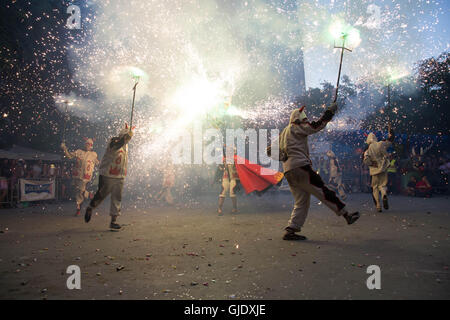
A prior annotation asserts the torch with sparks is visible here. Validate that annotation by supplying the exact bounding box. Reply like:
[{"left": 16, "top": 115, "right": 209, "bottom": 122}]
[
  {"left": 55, "top": 96, "right": 75, "bottom": 143},
  {"left": 129, "top": 67, "right": 146, "bottom": 128},
  {"left": 384, "top": 66, "right": 409, "bottom": 124},
  {"left": 329, "top": 20, "right": 361, "bottom": 103}
]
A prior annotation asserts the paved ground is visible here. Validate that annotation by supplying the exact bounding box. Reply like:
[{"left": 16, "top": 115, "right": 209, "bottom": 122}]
[{"left": 0, "top": 192, "right": 449, "bottom": 300}]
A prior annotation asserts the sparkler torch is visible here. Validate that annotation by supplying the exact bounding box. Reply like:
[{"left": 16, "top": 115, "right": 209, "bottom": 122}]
[
  {"left": 329, "top": 21, "right": 360, "bottom": 103},
  {"left": 130, "top": 77, "right": 139, "bottom": 128},
  {"left": 56, "top": 97, "right": 74, "bottom": 143},
  {"left": 127, "top": 66, "right": 147, "bottom": 128},
  {"left": 333, "top": 34, "right": 352, "bottom": 103}
]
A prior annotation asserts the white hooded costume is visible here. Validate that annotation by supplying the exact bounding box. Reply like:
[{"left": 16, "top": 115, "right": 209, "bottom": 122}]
[
  {"left": 363, "top": 132, "right": 394, "bottom": 210},
  {"left": 89, "top": 126, "right": 133, "bottom": 217},
  {"left": 326, "top": 150, "right": 346, "bottom": 199},
  {"left": 61, "top": 138, "right": 99, "bottom": 209},
  {"left": 279, "top": 105, "right": 350, "bottom": 232}
]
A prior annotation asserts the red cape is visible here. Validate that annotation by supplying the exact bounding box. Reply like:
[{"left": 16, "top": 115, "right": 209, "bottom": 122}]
[{"left": 233, "top": 155, "right": 284, "bottom": 194}]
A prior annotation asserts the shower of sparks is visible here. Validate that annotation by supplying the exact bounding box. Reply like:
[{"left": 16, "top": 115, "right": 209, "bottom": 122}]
[{"left": 1, "top": 0, "right": 449, "bottom": 202}]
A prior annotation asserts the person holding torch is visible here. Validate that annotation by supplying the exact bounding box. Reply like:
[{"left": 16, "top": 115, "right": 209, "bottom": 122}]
[
  {"left": 61, "top": 138, "right": 99, "bottom": 216},
  {"left": 278, "top": 104, "right": 360, "bottom": 240},
  {"left": 84, "top": 124, "right": 134, "bottom": 229}
]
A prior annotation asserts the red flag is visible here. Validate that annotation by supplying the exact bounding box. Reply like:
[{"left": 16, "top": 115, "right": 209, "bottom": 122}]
[{"left": 233, "top": 155, "right": 284, "bottom": 194}]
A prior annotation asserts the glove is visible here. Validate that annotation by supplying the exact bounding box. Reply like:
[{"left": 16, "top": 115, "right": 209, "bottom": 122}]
[{"left": 328, "top": 102, "right": 338, "bottom": 113}]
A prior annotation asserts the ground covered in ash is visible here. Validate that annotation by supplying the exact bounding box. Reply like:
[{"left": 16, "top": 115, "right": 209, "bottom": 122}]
[{"left": 0, "top": 192, "right": 449, "bottom": 300}]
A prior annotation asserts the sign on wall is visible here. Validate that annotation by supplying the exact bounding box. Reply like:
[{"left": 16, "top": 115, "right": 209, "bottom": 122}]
[{"left": 20, "top": 179, "right": 55, "bottom": 202}]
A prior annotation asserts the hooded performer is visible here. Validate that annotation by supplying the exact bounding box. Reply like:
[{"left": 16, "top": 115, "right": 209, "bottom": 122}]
[
  {"left": 326, "top": 150, "right": 346, "bottom": 200},
  {"left": 279, "top": 104, "right": 360, "bottom": 240},
  {"left": 363, "top": 126, "right": 394, "bottom": 212},
  {"left": 84, "top": 124, "right": 133, "bottom": 229},
  {"left": 61, "top": 138, "right": 99, "bottom": 216}
]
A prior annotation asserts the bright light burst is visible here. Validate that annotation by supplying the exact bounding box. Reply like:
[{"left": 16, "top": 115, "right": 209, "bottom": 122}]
[
  {"left": 328, "top": 19, "right": 361, "bottom": 49},
  {"left": 169, "top": 76, "right": 228, "bottom": 120},
  {"left": 385, "top": 66, "right": 410, "bottom": 82}
]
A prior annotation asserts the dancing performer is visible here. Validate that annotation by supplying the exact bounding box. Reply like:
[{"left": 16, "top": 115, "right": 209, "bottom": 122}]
[
  {"left": 326, "top": 150, "right": 347, "bottom": 200},
  {"left": 278, "top": 104, "right": 360, "bottom": 240},
  {"left": 363, "top": 125, "right": 395, "bottom": 212},
  {"left": 61, "top": 138, "right": 99, "bottom": 216},
  {"left": 84, "top": 124, "right": 133, "bottom": 229}
]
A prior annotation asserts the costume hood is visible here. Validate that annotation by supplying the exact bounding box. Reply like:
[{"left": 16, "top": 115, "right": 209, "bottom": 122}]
[
  {"left": 366, "top": 132, "right": 378, "bottom": 145},
  {"left": 289, "top": 106, "right": 307, "bottom": 123}
]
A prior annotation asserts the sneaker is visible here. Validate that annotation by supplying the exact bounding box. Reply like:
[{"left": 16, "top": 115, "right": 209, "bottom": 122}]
[
  {"left": 383, "top": 195, "right": 389, "bottom": 210},
  {"left": 344, "top": 211, "right": 360, "bottom": 225},
  {"left": 110, "top": 222, "right": 121, "bottom": 230},
  {"left": 84, "top": 206, "right": 93, "bottom": 223},
  {"left": 283, "top": 232, "right": 307, "bottom": 241},
  {"left": 75, "top": 209, "right": 81, "bottom": 217},
  {"left": 283, "top": 227, "right": 307, "bottom": 241}
]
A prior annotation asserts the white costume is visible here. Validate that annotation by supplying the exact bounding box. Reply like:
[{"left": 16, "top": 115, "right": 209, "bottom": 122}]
[
  {"left": 363, "top": 132, "right": 394, "bottom": 211},
  {"left": 279, "top": 105, "right": 359, "bottom": 238},
  {"left": 88, "top": 127, "right": 132, "bottom": 218},
  {"left": 326, "top": 150, "right": 346, "bottom": 199},
  {"left": 62, "top": 138, "right": 98, "bottom": 209}
]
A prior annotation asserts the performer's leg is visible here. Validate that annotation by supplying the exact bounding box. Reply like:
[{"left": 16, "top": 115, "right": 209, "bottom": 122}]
[
  {"left": 218, "top": 179, "right": 229, "bottom": 215},
  {"left": 85, "top": 175, "right": 112, "bottom": 223},
  {"left": 371, "top": 175, "right": 381, "bottom": 211},
  {"left": 379, "top": 172, "right": 389, "bottom": 210},
  {"left": 73, "top": 179, "right": 85, "bottom": 215},
  {"left": 230, "top": 179, "right": 237, "bottom": 213},
  {"left": 294, "top": 166, "right": 359, "bottom": 224},
  {"left": 286, "top": 173, "right": 310, "bottom": 232},
  {"left": 110, "top": 178, "right": 124, "bottom": 217},
  {"left": 89, "top": 175, "right": 111, "bottom": 209},
  {"left": 109, "top": 178, "right": 124, "bottom": 229},
  {"left": 283, "top": 170, "right": 310, "bottom": 240}
]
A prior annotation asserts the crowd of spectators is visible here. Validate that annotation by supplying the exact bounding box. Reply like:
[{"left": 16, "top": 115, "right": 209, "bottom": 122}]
[
  {"left": 0, "top": 159, "right": 74, "bottom": 207},
  {"left": 311, "top": 146, "right": 449, "bottom": 198},
  {"left": 397, "top": 151, "right": 450, "bottom": 197}
]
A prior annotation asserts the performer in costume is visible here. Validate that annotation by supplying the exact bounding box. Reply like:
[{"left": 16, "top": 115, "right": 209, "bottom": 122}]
[
  {"left": 363, "top": 126, "right": 395, "bottom": 212},
  {"left": 61, "top": 138, "right": 99, "bottom": 216},
  {"left": 217, "top": 153, "right": 239, "bottom": 215},
  {"left": 278, "top": 104, "right": 360, "bottom": 240},
  {"left": 84, "top": 124, "right": 133, "bottom": 229},
  {"left": 156, "top": 161, "right": 175, "bottom": 205},
  {"left": 326, "top": 150, "right": 346, "bottom": 200},
  {"left": 217, "top": 147, "right": 284, "bottom": 215}
]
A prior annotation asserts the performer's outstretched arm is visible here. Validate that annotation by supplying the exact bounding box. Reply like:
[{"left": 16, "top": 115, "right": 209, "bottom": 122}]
[
  {"left": 109, "top": 132, "right": 133, "bottom": 150},
  {"left": 61, "top": 142, "right": 75, "bottom": 159},
  {"left": 292, "top": 103, "right": 336, "bottom": 136}
]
